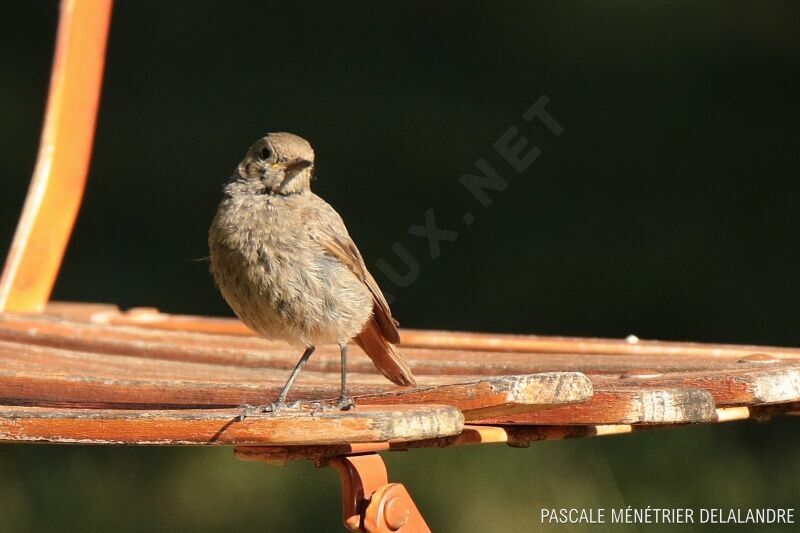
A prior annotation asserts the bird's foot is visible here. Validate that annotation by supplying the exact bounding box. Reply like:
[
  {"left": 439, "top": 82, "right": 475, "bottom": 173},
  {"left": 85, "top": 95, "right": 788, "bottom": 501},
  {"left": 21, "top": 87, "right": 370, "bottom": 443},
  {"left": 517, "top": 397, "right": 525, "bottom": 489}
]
[
  {"left": 236, "top": 403, "right": 258, "bottom": 421},
  {"left": 236, "top": 400, "right": 301, "bottom": 420},
  {"left": 306, "top": 397, "right": 355, "bottom": 412},
  {"left": 262, "top": 400, "right": 301, "bottom": 413},
  {"left": 336, "top": 395, "right": 355, "bottom": 411}
]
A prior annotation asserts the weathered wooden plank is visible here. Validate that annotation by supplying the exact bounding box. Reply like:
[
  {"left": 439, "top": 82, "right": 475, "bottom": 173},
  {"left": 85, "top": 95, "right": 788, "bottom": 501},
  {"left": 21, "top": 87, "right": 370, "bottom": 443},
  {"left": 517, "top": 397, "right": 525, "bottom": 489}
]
[
  {"left": 400, "top": 330, "right": 800, "bottom": 361},
  {"left": 235, "top": 402, "right": 800, "bottom": 464},
  {"left": 0, "top": 313, "right": 295, "bottom": 369},
  {"left": 354, "top": 373, "right": 593, "bottom": 419},
  {"left": 473, "top": 387, "right": 717, "bottom": 425},
  {"left": 47, "top": 304, "right": 800, "bottom": 362},
  {"left": 6, "top": 314, "right": 800, "bottom": 413},
  {"left": 1, "top": 313, "right": 790, "bottom": 378},
  {"left": 44, "top": 302, "right": 119, "bottom": 321},
  {"left": 0, "top": 341, "right": 591, "bottom": 418},
  {"left": 234, "top": 424, "right": 636, "bottom": 465},
  {"left": 0, "top": 404, "right": 464, "bottom": 445},
  {"left": 8, "top": 312, "right": 800, "bottom": 419},
  {"left": 592, "top": 368, "right": 800, "bottom": 406}
]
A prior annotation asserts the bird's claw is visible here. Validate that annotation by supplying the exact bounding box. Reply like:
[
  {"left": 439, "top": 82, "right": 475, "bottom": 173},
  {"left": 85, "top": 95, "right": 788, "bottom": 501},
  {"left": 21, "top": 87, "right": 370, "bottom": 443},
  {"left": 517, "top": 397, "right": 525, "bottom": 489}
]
[
  {"left": 235, "top": 400, "right": 303, "bottom": 420},
  {"left": 235, "top": 395, "right": 352, "bottom": 419},
  {"left": 262, "top": 400, "right": 301, "bottom": 412},
  {"left": 236, "top": 403, "right": 257, "bottom": 421},
  {"left": 336, "top": 396, "right": 355, "bottom": 411}
]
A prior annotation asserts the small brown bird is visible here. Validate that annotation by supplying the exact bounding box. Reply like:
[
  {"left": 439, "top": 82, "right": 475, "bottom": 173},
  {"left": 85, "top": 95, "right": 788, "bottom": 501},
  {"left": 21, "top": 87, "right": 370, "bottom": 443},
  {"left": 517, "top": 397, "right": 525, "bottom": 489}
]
[{"left": 209, "top": 132, "right": 416, "bottom": 413}]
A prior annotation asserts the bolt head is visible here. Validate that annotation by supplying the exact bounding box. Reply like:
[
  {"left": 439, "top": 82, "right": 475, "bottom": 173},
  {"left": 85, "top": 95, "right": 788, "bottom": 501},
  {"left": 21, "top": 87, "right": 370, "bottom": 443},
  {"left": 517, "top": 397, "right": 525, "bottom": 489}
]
[{"left": 384, "top": 496, "right": 410, "bottom": 530}]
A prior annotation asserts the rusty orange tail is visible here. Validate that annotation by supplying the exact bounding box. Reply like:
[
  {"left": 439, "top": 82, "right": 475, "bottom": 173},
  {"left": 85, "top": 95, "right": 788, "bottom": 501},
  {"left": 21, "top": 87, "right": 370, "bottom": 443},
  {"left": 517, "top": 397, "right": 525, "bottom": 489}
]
[{"left": 354, "top": 318, "right": 416, "bottom": 386}]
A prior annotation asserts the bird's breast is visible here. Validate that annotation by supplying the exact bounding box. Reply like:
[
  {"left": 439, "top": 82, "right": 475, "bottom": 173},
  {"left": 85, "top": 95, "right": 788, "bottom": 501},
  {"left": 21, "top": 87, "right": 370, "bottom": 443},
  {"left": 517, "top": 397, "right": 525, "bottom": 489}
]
[{"left": 209, "top": 194, "right": 371, "bottom": 345}]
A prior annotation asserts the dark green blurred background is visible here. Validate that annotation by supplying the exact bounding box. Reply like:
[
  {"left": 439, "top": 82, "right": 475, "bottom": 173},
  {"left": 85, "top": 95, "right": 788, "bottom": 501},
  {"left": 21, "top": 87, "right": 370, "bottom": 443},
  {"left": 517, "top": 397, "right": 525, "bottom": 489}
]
[{"left": 2, "top": 1, "right": 799, "bottom": 532}]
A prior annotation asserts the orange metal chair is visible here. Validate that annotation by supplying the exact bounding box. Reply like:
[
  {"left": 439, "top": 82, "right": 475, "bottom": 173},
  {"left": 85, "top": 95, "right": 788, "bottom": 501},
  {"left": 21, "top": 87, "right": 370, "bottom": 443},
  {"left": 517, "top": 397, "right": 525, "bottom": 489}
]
[{"left": 2, "top": 3, "right": 800, "bottom": 532}]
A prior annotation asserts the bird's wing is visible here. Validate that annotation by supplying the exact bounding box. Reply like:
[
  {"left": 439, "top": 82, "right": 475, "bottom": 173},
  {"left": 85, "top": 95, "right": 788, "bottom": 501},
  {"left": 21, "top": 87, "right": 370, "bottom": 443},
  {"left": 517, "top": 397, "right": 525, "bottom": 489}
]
[{"left": 306, "top": 198, "right": 401, "bottom": 344}]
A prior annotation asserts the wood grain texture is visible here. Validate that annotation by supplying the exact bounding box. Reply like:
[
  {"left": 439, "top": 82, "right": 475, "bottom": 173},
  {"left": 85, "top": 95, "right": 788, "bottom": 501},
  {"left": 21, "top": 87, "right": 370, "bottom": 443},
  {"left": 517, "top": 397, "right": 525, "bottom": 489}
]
[
  {"left": 236, "top": 403, "right": 800, "bottom": 463},
  {"left": 4, "top": 308, "right": 800, "bottom": 448},
  {"left": 354, "top": 373, "right": 592, "bottom": 419},
  {"left": 54, "top": 304, "right": 800, "bottom": 362},
  {"left": 0, "top": 339, "right": 590, "bottom": 418},
  {"left": 5, "top": 313, "right": 796, "bottom": 378},
  {"left": 234, "top": 424, "right": 637, "bottom": 465},
  {"left": 0, "top": 404, "right": 463, "bottom": 445},
  {"left": 593, "top": 368, "right": 800, "bottom": 406},
  {"left": 5, "top": 313, "right": 800, "bottom": 411},
  {"left": 474, "top": 387, "right": 716, "bottom": 425}
]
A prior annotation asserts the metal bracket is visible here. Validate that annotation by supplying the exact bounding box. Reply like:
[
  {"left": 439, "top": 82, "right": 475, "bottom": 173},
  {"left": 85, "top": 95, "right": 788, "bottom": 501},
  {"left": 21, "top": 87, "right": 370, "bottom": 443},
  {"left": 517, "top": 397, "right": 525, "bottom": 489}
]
[{"left": 327, "top": 453, "right": 430, "bottom": 532}]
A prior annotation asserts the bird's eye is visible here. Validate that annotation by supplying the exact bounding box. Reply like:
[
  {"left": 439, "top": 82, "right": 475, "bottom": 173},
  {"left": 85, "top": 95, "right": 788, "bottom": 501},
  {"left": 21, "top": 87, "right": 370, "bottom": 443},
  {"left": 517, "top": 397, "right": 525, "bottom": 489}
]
[{"left": 258, "top": 146, "right": 272, "bottom": 161}]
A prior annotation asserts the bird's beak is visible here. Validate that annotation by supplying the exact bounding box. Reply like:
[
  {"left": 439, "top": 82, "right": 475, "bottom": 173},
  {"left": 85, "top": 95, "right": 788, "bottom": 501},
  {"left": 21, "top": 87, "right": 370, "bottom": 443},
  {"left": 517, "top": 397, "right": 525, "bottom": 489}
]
[
  {"left": 277, "top": 158, "right": 314, "bottom": 194},
  {"left": 283, "top": 159, "right": 313, "bottom": 173}
]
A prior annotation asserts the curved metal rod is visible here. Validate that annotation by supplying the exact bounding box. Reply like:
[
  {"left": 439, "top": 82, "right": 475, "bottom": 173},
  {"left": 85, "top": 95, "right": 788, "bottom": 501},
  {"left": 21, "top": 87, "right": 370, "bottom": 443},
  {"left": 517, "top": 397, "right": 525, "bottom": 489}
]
[{"left": 0, "top": 0, "right": 113, "bottom": 312}]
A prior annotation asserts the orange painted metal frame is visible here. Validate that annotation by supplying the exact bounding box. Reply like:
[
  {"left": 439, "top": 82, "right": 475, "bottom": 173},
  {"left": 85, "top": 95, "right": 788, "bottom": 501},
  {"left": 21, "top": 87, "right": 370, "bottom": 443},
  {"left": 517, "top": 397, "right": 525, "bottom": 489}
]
[
  {"left": 328, "top": 454, "right": 431, "bottom": 533},
  {"left": 0, "top": 0, "right": 113, "bottom": 313}
]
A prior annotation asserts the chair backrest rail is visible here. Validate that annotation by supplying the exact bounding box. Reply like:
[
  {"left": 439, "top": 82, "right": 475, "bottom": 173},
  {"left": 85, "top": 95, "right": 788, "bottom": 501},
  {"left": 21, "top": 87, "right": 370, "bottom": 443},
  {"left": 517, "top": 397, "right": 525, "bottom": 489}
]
[{"left": 0, "top": 0, "right": 112, "bottom": 313}]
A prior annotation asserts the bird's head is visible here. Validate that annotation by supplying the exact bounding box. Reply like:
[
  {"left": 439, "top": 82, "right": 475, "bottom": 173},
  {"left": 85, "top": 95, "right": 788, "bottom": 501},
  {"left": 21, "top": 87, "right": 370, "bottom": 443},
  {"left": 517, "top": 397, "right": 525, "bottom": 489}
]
[{"left": 233, "top": 132, "right": 315, "bottom": 196}]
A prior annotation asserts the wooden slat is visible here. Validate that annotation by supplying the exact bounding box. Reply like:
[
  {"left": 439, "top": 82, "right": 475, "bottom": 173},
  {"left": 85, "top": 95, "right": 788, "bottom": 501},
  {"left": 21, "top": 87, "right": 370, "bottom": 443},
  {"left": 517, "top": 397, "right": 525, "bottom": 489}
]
[
  {"left": 237, "top": 404, "right": 800, "bottom": 464},
  {"left": 6, "top": 312, "right": 800, "bottom": 425},
  {"left": 352, "top": 373, "right": 592, "bottom": 419},
  {"left": 0, "top": 2, "right": 113, "bottom": 313},
  {"left": 0, "top": 339, "right": 591, "bottom": 420},
  {"left": 0, "top": 404, "right": 464, "bottom": 445},
  {"left": 235, "top": 424, "right": 636, "bottom": 465},
  {"left": 44, "top": 301, "right": 119, "bottom": 321},
  {"left": 4, "top": 307, "right": 800, "bottom": 446},
  {"left": 0, "top": 344, "right": 727, "bottom": 428},
  {"left": 2, "top": 313, "right": 793, "bottom": 378},
  {"left": 5, "top": 314, "right": 800, "bottom": 411},
  {"left": 400, "top": 330, "right": 800, "bottom": 360},
  {"left": 593, "top": 369, "right": 800, "bottom": 406},
  {"left": 473, "top": 387, "right": 717, "bottom": 425},
  {"left": 53, "top": 304, "right": 800, "bottom": 361}
]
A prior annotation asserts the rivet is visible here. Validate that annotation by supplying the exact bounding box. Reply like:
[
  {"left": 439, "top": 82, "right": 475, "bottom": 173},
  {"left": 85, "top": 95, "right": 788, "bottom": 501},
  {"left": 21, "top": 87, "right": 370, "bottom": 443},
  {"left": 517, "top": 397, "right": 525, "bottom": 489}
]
[{"left": 384, "top": 496, "right": 410, "bottom": 531}]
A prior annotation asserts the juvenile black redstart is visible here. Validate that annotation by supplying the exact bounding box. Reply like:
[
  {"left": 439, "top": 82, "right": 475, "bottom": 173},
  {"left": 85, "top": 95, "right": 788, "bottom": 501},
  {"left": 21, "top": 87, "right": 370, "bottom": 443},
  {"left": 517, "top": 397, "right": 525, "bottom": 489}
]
[{"left": 209, "top": 132, "right": 416, "bottom": 414}]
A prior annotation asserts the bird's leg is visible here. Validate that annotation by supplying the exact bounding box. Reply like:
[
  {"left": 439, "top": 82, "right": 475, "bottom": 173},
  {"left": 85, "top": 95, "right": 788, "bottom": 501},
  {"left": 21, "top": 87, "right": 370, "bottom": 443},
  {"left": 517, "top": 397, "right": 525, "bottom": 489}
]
[
  {"left": 337, "top": 342, "right": 355, "bottom": 410},
  {"left": 238, "top": 346, "right": 315, "bottom": 419},
  {"left": 272, "top": 345, "right": 316, "bottom": 409}
]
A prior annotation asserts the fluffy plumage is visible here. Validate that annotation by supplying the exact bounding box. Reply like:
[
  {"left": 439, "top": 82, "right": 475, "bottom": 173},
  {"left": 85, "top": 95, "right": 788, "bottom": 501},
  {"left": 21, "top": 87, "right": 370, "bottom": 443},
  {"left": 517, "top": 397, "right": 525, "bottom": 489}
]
[{"left": 209, "top": 132, "right": 416, "bottom": 388}]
